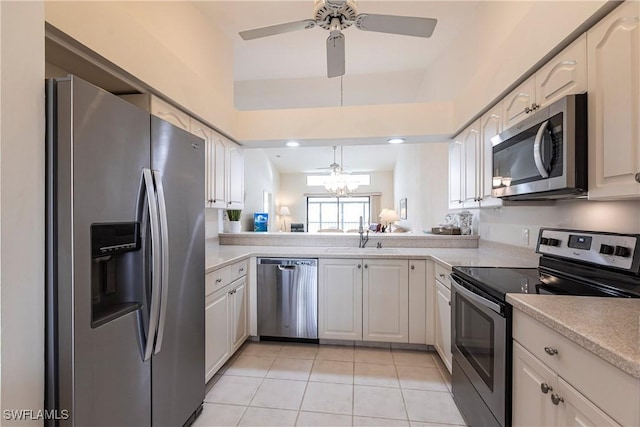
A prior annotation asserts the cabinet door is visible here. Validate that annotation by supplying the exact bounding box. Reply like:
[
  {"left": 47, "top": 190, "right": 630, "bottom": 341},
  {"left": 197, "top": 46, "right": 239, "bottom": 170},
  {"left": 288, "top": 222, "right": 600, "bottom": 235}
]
[
  {"left": 503, "top": 78, "right": 537, "bottom": 129},
  {"left": 449, "top": 140, "right": 464, "bottom": 209},
  {"left": 408, "top": 260, "right": 427, "bottom": 344},
  {"left": 230, "top": 277, "right": 248, "bottom": 353},
  {"left": 462, "top": 121, "right": 481, "bottom": 208},
  {"left": 205, "top": 288, "right": 230, "bottom": 382},
  {"left": 212, "top": 136, "right": 227, "bottom": 208},
  {"left": 434, "top": 280, "right": 452, "bottom": 373},
  {"left": 556, "top": 378, "right": 620, "bottom": 427},
  {"left": 318, "top": 259, "right": 363, "bottom": 340},
  {"left": 479, "top": 104, "right": 503, "bottom": 207},
  {"left": 149, "top": 96, "right": 190, "bottom": 131},
  {"left": 512, "top": 342, "right": 557, "bottom": 427},
  {"left": 535, "top": 34, "right": 587, "bottom": 109},
  {"left": 226, "top": 142, "right": 244, "bottom": 209},
  {"left": 587, "top": 1, "right": 640, "bottom": 200},
  {"left": 363, "top": 259, "right": 409, "bottom": 343},
  {"left": 190, "top": 119, "right": 213, "bottom": 208}
]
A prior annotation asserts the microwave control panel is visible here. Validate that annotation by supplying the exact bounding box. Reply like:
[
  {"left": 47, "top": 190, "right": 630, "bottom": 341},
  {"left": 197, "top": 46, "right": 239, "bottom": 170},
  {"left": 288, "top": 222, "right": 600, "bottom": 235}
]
[{"left": 537, "top": 228, "right": 639, "bottom": 272}]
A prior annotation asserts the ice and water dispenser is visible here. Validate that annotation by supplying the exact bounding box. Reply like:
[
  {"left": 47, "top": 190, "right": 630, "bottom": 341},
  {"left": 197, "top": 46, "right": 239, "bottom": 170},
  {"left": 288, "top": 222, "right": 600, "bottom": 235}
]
[{"left": 90, "top": 222, "right": 143, "bottom": 328}]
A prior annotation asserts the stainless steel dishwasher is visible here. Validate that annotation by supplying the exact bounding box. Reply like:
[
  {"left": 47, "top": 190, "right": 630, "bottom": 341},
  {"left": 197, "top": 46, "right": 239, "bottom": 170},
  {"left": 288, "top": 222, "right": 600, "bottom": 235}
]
[{"left": 257, "top": 258, "right": 318, "bottom": 340}]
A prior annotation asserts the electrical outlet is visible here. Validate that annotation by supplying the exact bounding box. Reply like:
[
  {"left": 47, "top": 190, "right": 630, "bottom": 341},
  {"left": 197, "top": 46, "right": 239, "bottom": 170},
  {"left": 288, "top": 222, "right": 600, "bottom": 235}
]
[{"left": 521, "top": 228, "right": 529, "bottom": 245}]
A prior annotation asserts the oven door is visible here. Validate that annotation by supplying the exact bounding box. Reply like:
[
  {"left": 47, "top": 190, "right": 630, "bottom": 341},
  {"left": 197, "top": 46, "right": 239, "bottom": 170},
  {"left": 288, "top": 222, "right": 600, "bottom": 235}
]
[{"left": 451, "top": 275, "right": 507, "bottom": 427}]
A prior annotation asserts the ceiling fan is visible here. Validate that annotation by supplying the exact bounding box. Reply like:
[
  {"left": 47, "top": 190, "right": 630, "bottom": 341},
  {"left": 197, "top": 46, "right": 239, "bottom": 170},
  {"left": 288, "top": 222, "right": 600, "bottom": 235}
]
[
  {"left": 239, "top": 0, "right": 438, "bottom": 78},
  {"left": 317, "top": 146, "right": 351, "bottom": 174}
]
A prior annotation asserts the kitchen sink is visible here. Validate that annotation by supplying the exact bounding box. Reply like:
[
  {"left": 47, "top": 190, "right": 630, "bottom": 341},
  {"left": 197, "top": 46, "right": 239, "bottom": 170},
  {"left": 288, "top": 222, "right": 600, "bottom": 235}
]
[{"left": 324, "top": 247, "right": 399, "bottom": 254}]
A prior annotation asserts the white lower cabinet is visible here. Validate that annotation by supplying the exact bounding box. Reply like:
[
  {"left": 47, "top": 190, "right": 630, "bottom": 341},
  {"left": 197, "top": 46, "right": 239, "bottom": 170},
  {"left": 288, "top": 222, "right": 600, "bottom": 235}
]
[
  {"left": 204, "top": 263, "right": 249, "bottom": 382},
  {"left": 408, "top": 260, "right": 428, "bottom": 344},
  {"left": 434, "top": 279, "right": 452, "bottom": 373},
  {"left": 363, "top": 259, "right": 409, "bottom": 343},
  {"left": 513, "top": 342, "right": 619, "bottom": 427},
  {"left": 319, "top": 258, "right": 411, "bottom": 343}
]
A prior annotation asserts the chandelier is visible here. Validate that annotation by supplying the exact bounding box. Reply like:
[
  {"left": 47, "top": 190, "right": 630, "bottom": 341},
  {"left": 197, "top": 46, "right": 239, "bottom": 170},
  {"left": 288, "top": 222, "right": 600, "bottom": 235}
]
[{"left": 323, "top": 146, "right": 359, "bottom": 197}]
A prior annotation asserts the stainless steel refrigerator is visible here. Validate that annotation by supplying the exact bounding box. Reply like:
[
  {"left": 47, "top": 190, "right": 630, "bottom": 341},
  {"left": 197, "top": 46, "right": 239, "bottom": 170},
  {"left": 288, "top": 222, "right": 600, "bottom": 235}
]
[{"left": 45, "top": 76, "right": 205, "bottom": 426}]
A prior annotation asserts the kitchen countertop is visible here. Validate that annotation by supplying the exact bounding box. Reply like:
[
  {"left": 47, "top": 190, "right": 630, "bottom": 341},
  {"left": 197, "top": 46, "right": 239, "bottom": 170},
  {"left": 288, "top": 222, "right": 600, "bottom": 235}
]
[
  {"left": 206, "top": 242, "right": 538, "bottom": 273},
  {"left": 507, "top": 294, "right": 640, "bottom": 379}
]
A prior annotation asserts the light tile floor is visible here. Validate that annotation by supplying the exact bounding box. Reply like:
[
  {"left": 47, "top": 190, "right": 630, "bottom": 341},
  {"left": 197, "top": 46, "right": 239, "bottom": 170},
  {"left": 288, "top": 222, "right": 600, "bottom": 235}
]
[{"left": 195, "top": 342, "right": 467, "bottom": 427}]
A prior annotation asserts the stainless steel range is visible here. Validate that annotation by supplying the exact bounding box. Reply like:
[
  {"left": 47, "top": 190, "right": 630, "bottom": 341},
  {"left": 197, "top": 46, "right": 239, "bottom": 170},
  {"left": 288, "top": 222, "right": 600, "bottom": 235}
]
[{"left": 450, "top": 228, "right": 640, "bottom": 427}]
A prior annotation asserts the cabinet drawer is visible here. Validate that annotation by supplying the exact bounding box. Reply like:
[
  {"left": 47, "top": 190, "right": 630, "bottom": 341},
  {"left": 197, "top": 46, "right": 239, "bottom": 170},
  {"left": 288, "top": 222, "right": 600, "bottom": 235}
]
[
  {"left": 206, "top": 266, "right": 231, "bottom": 296},
  {"left": 434, "top": 262, "right": 451, "bottom": 289},
  {"left": 513, "top": 309, "right": 639, "bottom": 426},
  {"left": 230, "top": 259, "right": 248, "bottom": 282}
]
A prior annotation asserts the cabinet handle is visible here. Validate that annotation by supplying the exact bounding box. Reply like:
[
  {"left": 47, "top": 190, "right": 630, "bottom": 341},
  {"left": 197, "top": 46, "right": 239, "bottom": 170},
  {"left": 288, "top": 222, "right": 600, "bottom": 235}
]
[
  {"left": 550, "top": 393, "right": 564, "bottom": 405},
  {"left": 525, "top": 106, "right": 531, "bottom": 114},
  {"left": 540, "top": 383, "right": 553, "bottom": 394},
  {"left": 532, "top": 103, "right": 540, "bottom": 111},
  {"left": 411, "top": 265, "right": 415, "bottom": 270},
  {"left": 635, "top": 172, "right": 640, "bottom": 183},
  {"left": 358, "top": 264, "right": 362, "bottom": 269},
  {"left": 215, "top": 278, "right": 222, "bottom": 283},
  {"left": 438, "top": 273, "right": 445, "bottom": 278},
  {"left": 364, "top": 264, "right": 368, "bottom": 269},
  {"left": 239, "top": 267, "right": 245, "bottom": 272},
  {"left": 544, "top": 346, "right": 558, "bottom": 356},
  {"left": 448, "top": 300, "right": 451, "bottom": 306}
]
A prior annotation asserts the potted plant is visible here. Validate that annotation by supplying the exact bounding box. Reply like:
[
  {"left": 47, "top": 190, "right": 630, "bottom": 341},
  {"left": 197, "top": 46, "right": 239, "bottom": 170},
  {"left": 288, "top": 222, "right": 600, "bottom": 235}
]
[{"left": 226, "top": 209, "right": 242, "bottom": 233}]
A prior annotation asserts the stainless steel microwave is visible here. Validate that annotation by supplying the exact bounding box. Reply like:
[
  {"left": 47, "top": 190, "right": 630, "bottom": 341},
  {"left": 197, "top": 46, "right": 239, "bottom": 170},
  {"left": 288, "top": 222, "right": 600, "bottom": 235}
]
[{"left": 491, "top": 94, "right": 587, "bottom": 200}]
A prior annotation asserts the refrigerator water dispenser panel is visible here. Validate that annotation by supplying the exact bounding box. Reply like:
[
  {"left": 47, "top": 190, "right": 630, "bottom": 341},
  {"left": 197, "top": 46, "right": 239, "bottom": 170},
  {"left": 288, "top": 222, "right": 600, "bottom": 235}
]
[{"left": 90, "top": 222, "right": 143, "bottom": 328}]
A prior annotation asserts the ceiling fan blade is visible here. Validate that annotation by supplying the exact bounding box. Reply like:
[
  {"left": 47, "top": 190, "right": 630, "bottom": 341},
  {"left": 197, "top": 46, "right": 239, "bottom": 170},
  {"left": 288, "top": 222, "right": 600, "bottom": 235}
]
[
  {"left": 355, "top": 14, "right": 437, "bottom": 38},
  {"left": 239, "top": 19, "right": 316, "bottom": 40},
  {"left": 326, "top": 31, "right": 345, "bottom": 78}
]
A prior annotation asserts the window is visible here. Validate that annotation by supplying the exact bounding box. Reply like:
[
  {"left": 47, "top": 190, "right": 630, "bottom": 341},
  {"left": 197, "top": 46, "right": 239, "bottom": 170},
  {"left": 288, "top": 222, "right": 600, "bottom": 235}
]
[{"left": 306, "top": 196, "right": 370, "bottom": 233}]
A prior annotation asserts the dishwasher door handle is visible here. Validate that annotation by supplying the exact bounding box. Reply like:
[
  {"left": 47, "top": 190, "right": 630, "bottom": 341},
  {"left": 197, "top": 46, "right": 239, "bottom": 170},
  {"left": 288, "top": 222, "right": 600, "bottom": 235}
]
[{"left": 277, "top": 265, "right": 297, "bottom": 271}]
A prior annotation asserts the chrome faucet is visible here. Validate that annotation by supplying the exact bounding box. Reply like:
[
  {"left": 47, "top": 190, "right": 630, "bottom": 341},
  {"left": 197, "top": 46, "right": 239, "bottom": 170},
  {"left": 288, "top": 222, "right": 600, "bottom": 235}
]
[{"left": 358, "top": 216, "right": 369, "bottom": 248}]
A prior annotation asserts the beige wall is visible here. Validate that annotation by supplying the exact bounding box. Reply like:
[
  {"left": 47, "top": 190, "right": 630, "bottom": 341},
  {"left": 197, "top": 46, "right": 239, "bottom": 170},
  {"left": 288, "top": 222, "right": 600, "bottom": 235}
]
[
  {"left": 278, "top": 170, "right": 394, "bottom": 231},
  {"left": 45, "top": 0, "right": 237, "bottom": 137},
  {"left": 0, "top": 1, "right": 45, "bottom": 424},
  {"left": 394, "top": 142, "right": 450, "bottom": 233}
]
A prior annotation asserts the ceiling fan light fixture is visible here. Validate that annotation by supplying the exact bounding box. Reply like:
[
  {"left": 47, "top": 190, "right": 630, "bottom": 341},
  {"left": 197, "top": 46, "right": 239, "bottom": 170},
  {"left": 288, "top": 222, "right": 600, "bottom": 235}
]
[
  {"left": 286, "top": 141, "right": 300, "bottom": 147},
  {"left": 387, "top": 138, "right": 405, "bottom": 144}
]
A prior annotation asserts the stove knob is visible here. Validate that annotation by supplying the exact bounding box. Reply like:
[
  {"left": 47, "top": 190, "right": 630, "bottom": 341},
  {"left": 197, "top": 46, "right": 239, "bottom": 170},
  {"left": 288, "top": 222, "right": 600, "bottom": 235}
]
[
  {"left": 539, "top": 237, "right": 549, "bottom": 245},
  {"left": 547, "top": 238, "right": 560, "bottom": 247},
  {"left": 599, "top": 244, "right": 615, "bottom": 255},
  {"left": 614, "top": 246, "right": 631, "bottom": 258}
]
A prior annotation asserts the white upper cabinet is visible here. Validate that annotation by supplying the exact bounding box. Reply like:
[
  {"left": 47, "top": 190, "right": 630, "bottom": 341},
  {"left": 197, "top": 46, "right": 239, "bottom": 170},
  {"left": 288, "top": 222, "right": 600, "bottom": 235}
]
[
  {"left": 536, "top": 34, "right": 587, "bottom": 109},
  {"left": 226, "top": 141, "right": 244, "bottom": 209},
  {"left": 587, "top": 0, "right": 640, "bottom": 200},
  {"left": 462, "top": 121, "right": 481, "bottom": 208},
  {"left": 502, "top": 35, "right": 587, "bottom": 131},
  {"left": 503, "top": 78, "right": 537, "bottom": 129},
  {"left": 189, "top": 119, "right": 214, "bottom": 208},
  {"left": 448, "top": 139, "right": 464, "bottom": 209},
  {"left": 479, "top": 104, "right": 503, "bottom": 207}
]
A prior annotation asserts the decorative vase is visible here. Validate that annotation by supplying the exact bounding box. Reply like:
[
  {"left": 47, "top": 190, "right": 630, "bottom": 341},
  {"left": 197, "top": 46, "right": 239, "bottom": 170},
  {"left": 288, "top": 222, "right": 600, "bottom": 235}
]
[{"left": 228, "top": 221, "right": 241, "bottom": 233}]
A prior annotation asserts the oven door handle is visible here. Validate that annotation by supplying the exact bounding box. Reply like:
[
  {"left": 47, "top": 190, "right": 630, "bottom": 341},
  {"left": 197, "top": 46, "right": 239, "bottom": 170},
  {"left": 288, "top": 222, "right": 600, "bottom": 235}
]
[{"left": 450, "top": 275, "right": 503, "bottom": 314}]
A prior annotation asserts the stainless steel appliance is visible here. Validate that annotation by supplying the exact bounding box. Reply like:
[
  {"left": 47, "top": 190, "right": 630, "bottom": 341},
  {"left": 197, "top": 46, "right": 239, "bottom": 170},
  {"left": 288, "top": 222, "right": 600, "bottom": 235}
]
[
  {"left": 46, "top": 76, "right": 205, "bottom": 426},
  {"left": 491, "top": 94, "right": 587, "bottom": 200},
  {"left": 257, "top": 258, "right": 318, "bottom": 340},
  {"left": 450, "top": 228, "right": 640, "bottom": 427}
]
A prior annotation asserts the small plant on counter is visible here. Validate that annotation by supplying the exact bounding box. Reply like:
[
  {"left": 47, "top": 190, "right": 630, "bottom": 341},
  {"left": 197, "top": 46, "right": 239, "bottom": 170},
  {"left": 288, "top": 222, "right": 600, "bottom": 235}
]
[{"left": 227, "top": 209, "right": 242, "bottom": 221}]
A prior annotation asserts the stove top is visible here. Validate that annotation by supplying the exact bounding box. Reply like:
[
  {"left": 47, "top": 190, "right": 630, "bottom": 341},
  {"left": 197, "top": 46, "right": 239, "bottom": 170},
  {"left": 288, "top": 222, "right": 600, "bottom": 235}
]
[{"left": 452, "top": 228, "right": 640, "bottom": 303}]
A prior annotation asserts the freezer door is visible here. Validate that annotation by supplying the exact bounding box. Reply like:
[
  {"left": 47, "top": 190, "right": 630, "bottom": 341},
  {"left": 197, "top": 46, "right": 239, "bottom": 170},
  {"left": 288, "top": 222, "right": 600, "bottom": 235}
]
[
  {"left": 151, "top": 117, "right": 205, "bottom": 426},
  {"left": 47, "top": 77, "right": 151, "bottom": 426}
]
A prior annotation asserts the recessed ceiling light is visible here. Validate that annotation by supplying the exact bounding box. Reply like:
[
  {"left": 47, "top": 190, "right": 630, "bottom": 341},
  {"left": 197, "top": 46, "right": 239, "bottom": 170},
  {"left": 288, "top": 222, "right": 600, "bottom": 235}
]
[
  {"left": 286, "top": 141, "right": 300, "bottom": 147},
  {"left": 387, "top": 138, "right": 405, "bottom": 144}
]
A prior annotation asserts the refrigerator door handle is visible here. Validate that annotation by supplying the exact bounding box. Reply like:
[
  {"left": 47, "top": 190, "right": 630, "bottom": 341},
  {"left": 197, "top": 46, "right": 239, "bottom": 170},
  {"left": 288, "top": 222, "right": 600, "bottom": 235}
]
[
  {"left": 152, "top": 170, "right": 170, "bottom": 354},
  {"left": 143, "top": 168, "right": 162, "bottom": 361}
]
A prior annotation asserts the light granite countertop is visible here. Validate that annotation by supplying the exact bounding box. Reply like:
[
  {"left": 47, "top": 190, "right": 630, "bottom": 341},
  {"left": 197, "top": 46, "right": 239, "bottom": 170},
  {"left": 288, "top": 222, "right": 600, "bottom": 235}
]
[
  {"left": 205, "top": 241, "right": 538, "bottom": 273},
  {"left": 507, "top": 294, "right": 640, "bottom": 379}
]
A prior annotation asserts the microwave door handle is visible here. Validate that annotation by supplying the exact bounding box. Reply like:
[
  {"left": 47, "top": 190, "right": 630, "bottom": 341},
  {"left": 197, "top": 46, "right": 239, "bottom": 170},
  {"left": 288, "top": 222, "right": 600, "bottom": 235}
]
[
  {"left": 533, "top": 120, "right": 550, "bottom": 178},
  {"left": 450, "top": 275, "right": 503, "bottom": 314}
]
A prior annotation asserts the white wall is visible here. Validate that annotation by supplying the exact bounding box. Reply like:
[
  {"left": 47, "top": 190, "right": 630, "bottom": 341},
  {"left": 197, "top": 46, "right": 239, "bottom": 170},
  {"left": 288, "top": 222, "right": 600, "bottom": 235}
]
[
  {"left": 45, "top": 1, "right": 237, "bottom": 137},
  {"left": 478, "top": 200, "right": 640, "bottom": 249},
  {"left": 278, "top": 170, "right": 394, "bottom": 231},
  {"left": 242, "top": 149, "right": 281, "bottom": 231},
  {"left": 394, "top": 142, "right": 450, "bottom": 233},
  {"left": 0, "top": 1, "right": 45, "bottom": 423}
]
